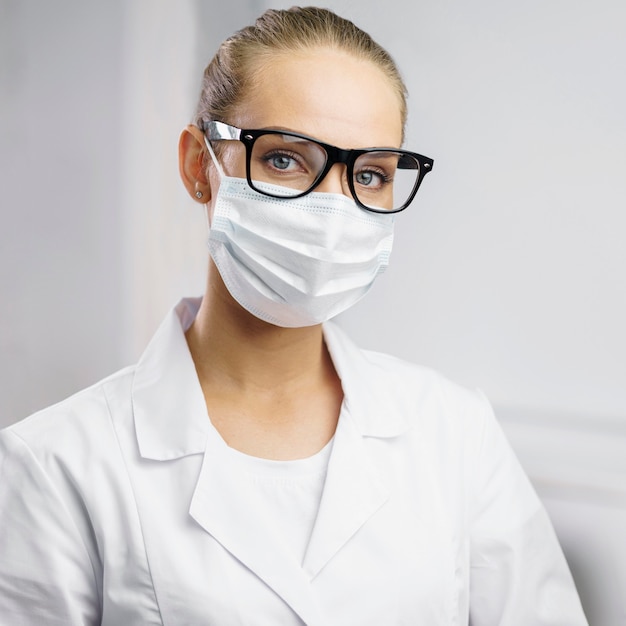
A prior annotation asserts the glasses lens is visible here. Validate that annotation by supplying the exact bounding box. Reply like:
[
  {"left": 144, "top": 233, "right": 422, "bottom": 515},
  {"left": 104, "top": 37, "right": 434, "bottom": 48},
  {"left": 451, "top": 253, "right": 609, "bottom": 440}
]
[
  {"left": 352, "top": 151, "right": 421, "bottom": 212},
  {"left": 249, "top": 133, "right": 327, "bottom": 196}
]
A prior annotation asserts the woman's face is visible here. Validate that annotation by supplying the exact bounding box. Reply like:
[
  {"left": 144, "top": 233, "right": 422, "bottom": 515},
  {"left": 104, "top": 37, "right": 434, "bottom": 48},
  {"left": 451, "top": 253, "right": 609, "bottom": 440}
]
[{"left": 211, "top": 46, "right": 404, "bottom": 197}]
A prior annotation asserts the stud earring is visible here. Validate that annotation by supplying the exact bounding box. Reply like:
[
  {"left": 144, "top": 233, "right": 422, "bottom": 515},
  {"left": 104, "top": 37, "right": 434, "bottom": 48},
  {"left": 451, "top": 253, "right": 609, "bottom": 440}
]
[{"left": 195, "top": 190, "right": 203, "bottom": 199}]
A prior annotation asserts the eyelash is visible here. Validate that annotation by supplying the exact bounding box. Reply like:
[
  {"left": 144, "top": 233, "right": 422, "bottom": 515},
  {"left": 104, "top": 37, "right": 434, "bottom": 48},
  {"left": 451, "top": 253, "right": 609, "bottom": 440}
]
[{"left": 356, "top": 167, "right": 392, "bottom": 184}]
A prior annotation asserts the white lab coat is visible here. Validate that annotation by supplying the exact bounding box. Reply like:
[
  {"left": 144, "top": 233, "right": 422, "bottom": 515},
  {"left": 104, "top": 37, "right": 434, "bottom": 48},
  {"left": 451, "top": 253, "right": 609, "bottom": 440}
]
[{"left": 0, "top": 298, "right": 588, "bottom": 625}]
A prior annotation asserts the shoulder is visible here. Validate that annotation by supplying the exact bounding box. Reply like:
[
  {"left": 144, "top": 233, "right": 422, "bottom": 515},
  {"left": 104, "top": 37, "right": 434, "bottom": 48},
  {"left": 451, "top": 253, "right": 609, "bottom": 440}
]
[
  {"left": 326, "top": 320, "right": 483, "bottom": 401},
  {"left": 324, "top": 321, "right": 493, "bottom": 440},
  {"left": 366, "top": 347, "right": 493, "bottom": 440},
  {"left": 363, "top": 345, "right": 476, "bottom": 396},
  {"left": 370, "top": 347, "right": 489, "bottom": 416},
  {"left": 0, "top": 366, "right": 140, "bottom": 558},
  {"left": 0, "top": 369, "right": 142, "bottom": 622},
  {"left": 1, "top": 365, "right": 136, "bottom": 466}
]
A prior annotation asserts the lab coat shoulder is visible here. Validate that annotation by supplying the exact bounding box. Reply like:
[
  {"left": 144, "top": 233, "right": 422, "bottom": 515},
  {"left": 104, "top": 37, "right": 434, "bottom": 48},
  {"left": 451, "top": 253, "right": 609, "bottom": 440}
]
[
  {"left": 324, "top": 320, "right": 492, "bottom": 445},
  {"left": 353, "top": 344, "right": 554, "bottom": 536},
  {"left": 1, "top": 365, "right": 137, "bottom": 507},
  {"left": 327, "top": 322, "right": 512, "bottom": 511},
  {"left": 325, "top": 323, "right": 589, "bottom": 625},
  {"left": 3, "top": 364, "right": 134, "bottom": 457},
  {"left": 0, "top": 366, "right": 162, "bottom": 626},
  {"left": 369, "top": 356, "right": 586, "bottom": 625}
]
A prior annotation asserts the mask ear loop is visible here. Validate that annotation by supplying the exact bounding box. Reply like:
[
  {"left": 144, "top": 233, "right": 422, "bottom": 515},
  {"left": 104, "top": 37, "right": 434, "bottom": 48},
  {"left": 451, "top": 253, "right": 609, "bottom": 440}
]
[
  {"left": 203, "top": 136, "right": 225, "bottom": 178},
  {"left": 201, "top": 135, "right": 224, "bottom": 234},
  {"left": 203, "top": 201, "right": 211, "bottom": 235}
]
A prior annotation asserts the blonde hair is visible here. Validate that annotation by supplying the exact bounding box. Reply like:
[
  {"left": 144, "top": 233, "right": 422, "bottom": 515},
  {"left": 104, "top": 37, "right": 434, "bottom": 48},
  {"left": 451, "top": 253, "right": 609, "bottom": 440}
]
[{"left": 193, "top": 6, "right": 408, "bottom": 136}]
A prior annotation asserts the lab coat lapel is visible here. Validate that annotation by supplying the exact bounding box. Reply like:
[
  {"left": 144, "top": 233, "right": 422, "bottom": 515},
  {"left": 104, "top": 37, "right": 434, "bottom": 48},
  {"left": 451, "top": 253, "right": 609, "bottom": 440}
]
[
  {"left": 302, "top": 407, "right": 389, "bottom": 579},
  {"left": 189, "top": 434, "right": 324, "bottom": 626},
  {"left": 296, "top": 322, "right": 413, "bottom": 580},
  {"left": 132, "top": 298, "right": 209, "bottom": 461}
]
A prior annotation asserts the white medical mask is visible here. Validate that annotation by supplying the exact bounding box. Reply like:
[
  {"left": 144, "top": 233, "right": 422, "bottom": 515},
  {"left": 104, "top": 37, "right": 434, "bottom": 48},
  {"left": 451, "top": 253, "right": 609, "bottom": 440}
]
[{"left": 206, "top": 169, "right": 394, "bottom": 328}]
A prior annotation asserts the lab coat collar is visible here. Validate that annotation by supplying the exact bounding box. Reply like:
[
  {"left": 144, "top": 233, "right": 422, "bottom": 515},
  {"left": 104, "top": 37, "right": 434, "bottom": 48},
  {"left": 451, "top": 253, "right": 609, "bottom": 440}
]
[
  {"left": 132, "top": 299, "right": 403, "bottom": 622},
  {"left": 132, "top": 298, "right": 209, "bottom": 460},
  {"left": 132, "top": 298, "right": 410, "bottom": 461},
  {"left": 322, "top": 321, "right": 412, "bottom": 438},
  {"left": 301, "top": 407, "right": 388, "bottom": 578},
  {"left": 189, "top": 403, "right": 388, "bottom": 624}
]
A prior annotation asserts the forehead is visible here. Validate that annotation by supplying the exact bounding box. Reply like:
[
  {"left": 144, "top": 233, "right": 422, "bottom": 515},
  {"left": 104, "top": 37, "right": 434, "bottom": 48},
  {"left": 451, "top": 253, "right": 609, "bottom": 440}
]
[{"left": 231, "top": 48, "right": 404, "bottom": 149}]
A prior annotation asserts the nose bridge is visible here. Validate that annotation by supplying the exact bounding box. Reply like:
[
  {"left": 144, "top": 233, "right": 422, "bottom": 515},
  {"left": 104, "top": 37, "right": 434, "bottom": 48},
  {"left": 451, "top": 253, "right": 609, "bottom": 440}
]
[
  {"left": 316, "top": 162, "right": 350, "bottom": 196},
  {"left": 315, "top": 146, "right": 353, "bottom": 197}
]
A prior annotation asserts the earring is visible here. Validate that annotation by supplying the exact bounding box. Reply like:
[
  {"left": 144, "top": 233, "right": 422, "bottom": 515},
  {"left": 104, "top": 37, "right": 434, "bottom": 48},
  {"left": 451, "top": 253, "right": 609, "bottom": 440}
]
[{"left": 195, "top": 190, "right": 203, "bottom": 199}]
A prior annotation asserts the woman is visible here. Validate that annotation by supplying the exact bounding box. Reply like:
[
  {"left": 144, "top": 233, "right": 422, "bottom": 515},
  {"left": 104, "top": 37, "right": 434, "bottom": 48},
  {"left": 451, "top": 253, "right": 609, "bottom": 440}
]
[{"left": 0, "top": 7, "right": 587, "bottom": 625}]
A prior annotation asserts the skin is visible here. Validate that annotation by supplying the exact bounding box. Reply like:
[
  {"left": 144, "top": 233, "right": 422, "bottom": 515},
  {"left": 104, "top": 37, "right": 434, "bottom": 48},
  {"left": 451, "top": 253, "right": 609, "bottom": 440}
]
[{"left": 178, "top": 47, "right": 403, "bottom": 460}]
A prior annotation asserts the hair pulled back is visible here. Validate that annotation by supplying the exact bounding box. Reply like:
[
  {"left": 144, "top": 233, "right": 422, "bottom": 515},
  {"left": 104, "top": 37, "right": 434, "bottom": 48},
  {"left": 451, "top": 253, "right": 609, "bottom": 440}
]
[{"left": 193, "top": 6, "right": 407, "bottom": 135}]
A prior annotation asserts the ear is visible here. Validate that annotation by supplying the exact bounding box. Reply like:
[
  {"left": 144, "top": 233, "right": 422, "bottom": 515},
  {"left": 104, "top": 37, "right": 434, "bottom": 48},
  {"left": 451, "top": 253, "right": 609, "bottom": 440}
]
[{"left": 179, "top": 124, "right": 212, "bottom": 203}]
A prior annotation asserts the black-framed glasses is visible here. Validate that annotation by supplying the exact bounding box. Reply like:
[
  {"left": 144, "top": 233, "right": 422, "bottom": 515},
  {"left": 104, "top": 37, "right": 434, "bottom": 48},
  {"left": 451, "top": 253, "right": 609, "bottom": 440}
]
[{"left": 202, "top": 120, "right": 434, "bottom": 214}]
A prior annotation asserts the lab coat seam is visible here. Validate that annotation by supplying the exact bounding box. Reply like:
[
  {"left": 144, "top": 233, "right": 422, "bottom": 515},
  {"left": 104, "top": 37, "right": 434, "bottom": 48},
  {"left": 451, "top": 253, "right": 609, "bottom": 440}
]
[
  {"left": 102, "top": 382, "right": 166, "bottom": 625},
  {"left": 427, "top": 381, "right": 478, "bottom": 623},
  {"left": 3, "top": 429, "right": 104, "bottom": 617},
  {"left": 1, "top": 367, "right": 135, "bottom": 436},
  {"left": 472, "top": 389, "right": 546, "bottom": 530}
]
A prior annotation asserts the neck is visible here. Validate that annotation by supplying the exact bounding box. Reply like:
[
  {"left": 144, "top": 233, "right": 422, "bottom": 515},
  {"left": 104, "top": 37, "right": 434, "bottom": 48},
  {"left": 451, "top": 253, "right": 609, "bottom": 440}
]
[
  {"left": 186, "top": 266, "right": 330, "bottom": 394},
  {"left": 185, "top": 263, "right": 343, "bottom": 460}
]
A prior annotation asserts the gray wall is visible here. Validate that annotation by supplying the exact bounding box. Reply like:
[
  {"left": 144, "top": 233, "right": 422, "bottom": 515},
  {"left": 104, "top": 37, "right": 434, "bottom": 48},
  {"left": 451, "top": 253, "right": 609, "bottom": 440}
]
[
  {"left": 316, "top": 0, "right": 626, "bottom": 423},
  {"left": 1, "top": 0, "right": 127, "bottom": 420},
  {"left": 3, "top": 0, "right": 624, "bottom": 424},
  {"left": 0, "top": 1, "right": 271, "bottom": 423}
]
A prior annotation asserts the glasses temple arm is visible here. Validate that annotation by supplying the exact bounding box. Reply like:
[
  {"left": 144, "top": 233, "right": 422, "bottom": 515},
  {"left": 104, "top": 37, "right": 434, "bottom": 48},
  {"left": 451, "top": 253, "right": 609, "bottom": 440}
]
[{"left": 203, "top": 120, "right": 242, "bottom": 141}]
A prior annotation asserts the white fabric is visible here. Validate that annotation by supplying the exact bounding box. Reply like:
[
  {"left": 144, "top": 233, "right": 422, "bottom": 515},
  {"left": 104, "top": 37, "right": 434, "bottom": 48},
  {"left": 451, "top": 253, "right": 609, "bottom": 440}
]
[
  {"left": 208, "top": 176, "right": 394, "bottom": 327},
  {"left": 0, "top": 298, "right": 588, "bottom": 625},
  {"left": 210, "top": 422, "right": 333, "bottom": 565}
]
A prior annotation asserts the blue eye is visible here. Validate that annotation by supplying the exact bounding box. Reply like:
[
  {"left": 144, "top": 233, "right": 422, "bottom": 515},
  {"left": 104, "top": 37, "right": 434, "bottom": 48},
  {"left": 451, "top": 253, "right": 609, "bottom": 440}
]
[
  {"left": 356, "top": 171, "right": 374, "bottom": 186},
  {"left": 262, "top": 150, "right": 304, "bottom": 173},
  {"left": 270, "top": 154, "right": 295, "bottom": 170},
  {"left": 355, "top": 169, "right": 388, "bottom": 189}
]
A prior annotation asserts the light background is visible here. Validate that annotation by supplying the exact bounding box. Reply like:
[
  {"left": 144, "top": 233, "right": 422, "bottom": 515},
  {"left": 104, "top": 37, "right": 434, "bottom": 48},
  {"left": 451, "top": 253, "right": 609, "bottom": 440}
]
[
  {"left": 2, "top": 0, "right": 624, "bottom": 424},
  {"left": 1, "top": 1, "right": 625, "bottom": 623}
]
